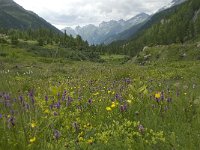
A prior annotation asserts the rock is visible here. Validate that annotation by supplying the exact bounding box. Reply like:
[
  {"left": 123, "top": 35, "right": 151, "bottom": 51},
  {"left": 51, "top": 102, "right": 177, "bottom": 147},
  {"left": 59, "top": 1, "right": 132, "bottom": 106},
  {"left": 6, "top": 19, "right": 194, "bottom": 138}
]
[{"left": 143, "top": 46, "right": 149, "bottom": 51}]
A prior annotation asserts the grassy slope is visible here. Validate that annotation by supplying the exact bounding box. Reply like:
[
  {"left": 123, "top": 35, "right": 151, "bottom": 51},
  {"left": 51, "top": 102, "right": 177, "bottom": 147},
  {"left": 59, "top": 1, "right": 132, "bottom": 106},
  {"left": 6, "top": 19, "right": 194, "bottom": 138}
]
[
  {"left": 0, "top": 0, "right": 60, "bottom": 33},
  {"left": 134, "top": 41, "right": 200, "bottom": 65},
  {"left": 0, "top": 39, "right": 200, "bottom": 149}
]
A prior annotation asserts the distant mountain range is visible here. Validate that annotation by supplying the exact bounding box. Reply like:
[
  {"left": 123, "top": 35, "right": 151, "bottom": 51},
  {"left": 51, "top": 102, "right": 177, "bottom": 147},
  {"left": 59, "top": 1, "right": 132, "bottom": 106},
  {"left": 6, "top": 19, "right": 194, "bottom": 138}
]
[
  {"left": 62, "top": 13, "right": 150, "bottom": 45},
  {"left": 0, "top": 0, "right": 60, "bottom": 33},
  {"left": 62, "top": 0, "right": 187, "bottom": 45}
]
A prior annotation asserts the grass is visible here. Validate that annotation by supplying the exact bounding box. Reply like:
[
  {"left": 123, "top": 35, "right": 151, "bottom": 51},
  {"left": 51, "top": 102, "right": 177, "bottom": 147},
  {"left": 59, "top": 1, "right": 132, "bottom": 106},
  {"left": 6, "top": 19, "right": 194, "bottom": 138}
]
[{"left": 0, "top": 41, "right": 200, "bottom": 149}]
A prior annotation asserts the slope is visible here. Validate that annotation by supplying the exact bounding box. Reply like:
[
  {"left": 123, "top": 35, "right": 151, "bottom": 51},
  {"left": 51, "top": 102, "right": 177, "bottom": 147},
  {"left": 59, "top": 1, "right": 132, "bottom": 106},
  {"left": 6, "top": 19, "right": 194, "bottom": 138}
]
[
  {"left": 0, "top": 0, "right": 60, "bottom": 33},
  {"left": 108, "top": 0, "right": 200, "bottom": 56}
]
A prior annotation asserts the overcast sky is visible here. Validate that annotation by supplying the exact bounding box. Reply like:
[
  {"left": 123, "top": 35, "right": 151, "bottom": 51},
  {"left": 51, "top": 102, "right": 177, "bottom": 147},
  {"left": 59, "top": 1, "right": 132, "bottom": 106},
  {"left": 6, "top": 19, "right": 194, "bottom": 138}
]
[{"left": 14, "top": 0, "right": 172, "bottom": 29}]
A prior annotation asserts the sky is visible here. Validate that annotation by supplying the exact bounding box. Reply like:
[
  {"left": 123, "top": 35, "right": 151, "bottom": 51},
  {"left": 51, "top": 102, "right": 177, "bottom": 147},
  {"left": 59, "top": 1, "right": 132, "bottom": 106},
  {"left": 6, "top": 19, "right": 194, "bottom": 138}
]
[{"left": 13, "top": 0, "right": 172, "bottom": 29}]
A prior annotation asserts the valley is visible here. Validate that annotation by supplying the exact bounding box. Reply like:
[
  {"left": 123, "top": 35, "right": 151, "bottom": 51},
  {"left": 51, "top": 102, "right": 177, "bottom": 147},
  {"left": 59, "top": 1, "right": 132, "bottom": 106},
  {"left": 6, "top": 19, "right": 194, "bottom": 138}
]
[{"left": 0, "top": 0, "right": 200, "bottom": 149}]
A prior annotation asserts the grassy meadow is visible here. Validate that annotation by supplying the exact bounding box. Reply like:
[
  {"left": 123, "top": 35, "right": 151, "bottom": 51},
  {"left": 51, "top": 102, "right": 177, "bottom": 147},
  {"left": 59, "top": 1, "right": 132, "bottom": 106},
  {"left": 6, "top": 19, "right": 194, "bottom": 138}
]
[{"left": 0, "top": 40, "right": 200, "bottom": 150}]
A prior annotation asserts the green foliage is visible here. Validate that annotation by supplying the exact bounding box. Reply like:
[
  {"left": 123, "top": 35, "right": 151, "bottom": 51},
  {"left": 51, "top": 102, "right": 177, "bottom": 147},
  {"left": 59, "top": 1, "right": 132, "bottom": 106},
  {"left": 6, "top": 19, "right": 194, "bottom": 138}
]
[
  {"left": 10, "top": 35, "right": 19, "bottom": 45},
  {"left": 0, "top": 53, "right": 200, "bottom": 149},
  {"left": 37, "top": 38, "right": 45, "bottom": 46},
  {"left": 105, "top": 0, "right": 200, "bottom": 57},
  {"left": 0, "top": 0, "right": 60, "bottom": 33}
]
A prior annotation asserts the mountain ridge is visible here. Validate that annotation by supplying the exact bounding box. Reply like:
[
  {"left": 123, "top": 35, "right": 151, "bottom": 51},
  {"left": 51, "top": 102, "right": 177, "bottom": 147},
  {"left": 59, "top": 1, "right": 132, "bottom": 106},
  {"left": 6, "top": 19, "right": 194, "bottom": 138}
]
[
  {"left": 62, "top": 13, "right": 149, "bottom": 45},
  {"left": 0, "top": 0, "right": 60, "bottom": 33}
]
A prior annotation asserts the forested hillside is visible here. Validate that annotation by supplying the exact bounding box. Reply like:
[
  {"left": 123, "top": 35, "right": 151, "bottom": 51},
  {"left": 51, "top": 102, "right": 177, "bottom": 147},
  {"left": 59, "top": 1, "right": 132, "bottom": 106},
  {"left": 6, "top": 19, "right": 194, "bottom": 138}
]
[
  {"left": 0, "top": 0, "right": 60, "bottom": 33},
  {"left": 106, "top": 0, "right": 200, "bottom": 56}
]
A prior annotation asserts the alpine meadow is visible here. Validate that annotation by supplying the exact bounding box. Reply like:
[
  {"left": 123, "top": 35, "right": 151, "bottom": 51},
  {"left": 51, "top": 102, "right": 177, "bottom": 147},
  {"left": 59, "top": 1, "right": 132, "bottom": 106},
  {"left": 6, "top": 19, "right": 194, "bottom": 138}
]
[{"left": 0, "top": 0, "right": 200, "bottom": 149}]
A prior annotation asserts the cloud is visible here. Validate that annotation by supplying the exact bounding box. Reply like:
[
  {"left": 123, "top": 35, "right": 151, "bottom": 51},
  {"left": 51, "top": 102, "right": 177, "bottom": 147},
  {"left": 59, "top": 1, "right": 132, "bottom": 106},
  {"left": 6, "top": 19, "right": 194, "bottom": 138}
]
[{"left": 14, "top": 0, "right": 172, "bottom": 29}]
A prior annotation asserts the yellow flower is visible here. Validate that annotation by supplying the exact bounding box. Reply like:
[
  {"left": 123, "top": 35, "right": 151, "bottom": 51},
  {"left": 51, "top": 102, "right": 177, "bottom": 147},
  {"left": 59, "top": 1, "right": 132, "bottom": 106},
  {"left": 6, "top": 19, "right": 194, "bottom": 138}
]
[
  {"left": 87, "top": 138, "right": 94, "bottom": 144},
  {"left": 31, "top": 122, "right": 36, "bottom": 128},
  {"left": 29, "top": 137, "right": 36, "bottom": 143},
  {"left": 106, "top": 107, "right": 112, "bottom": 111},
  {"left": 93, "top": 92, "right": 99, "bottom": 96},
  {"left": 155, "top": 92, "right": 161, "bottom": 99},
  {"left": 111, "top": 102, "right": 116, "bottom": 108},
  {"left": 127, "top": 100, "right": 132, "bottom": 104},
  {"left": 108, "top": 91, "right": 111, "bottom": 94},
  {"left": 78, "top": 137, "right": 84, "bottom": 142},
  {"left": 44, "top": 109, "right": 50, "bottom": 114}
]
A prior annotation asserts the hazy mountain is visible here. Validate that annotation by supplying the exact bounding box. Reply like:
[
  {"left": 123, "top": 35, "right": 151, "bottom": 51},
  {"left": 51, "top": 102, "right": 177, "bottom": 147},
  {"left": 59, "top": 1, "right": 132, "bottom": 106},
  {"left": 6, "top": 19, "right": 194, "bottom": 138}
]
[
  {"left": 62, "top": 13, "right": 149, "bottom": 45},
  {"left": 0, "top": 0, "right": 60, "bottom": 33}
]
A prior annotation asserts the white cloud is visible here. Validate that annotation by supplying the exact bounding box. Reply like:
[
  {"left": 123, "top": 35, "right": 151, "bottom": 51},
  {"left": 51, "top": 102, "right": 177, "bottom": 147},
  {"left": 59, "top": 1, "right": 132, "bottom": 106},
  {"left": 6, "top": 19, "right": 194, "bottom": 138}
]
[{"left": 13, "top": 0, "right": 172, "bottom": 29}]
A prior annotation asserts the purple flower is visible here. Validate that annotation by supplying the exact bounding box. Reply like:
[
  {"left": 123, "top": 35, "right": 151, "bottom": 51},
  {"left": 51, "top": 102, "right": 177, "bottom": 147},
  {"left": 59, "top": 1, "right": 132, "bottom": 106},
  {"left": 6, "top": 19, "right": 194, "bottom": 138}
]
[
  {"left": 161, "top": 91, "right": 164, "bottom": 101},
  {"left": 115, "top": 94, "right": 120, "bottom": 100},
  {"left": 53, "top": 112, "right": 58, "bottom": 116},
  {"left": 29, "top": 90, "right": 34, "bottom": 97},
  {"left": 167, "top": 98, "right": 172, "bottom": 103},
  {"left": 120, "top": 104, "right": 127, "bottom": 112},
  {"left": 45, "top": 96, "right": 48, "bottom": 102},
  {"left": 138, "top": 124, "right": 145, "bottom": 133},
  {"left": 88, "top": 99, "right": 92, "bottom": 104},
  {"left": 8, "top": 116, "right": 15, "bottom": 127},
  {"left": 125, "top": 78, "right": 131, "bottom": 84},
  {"left": 19, "top": 96, "right": 23, "bottom": 103},
  {"left": 54, "top": 130, "right": 61, "bottom": 140},
  {"left": 55, "top": 102, "right": 61, "bottom": 109}
]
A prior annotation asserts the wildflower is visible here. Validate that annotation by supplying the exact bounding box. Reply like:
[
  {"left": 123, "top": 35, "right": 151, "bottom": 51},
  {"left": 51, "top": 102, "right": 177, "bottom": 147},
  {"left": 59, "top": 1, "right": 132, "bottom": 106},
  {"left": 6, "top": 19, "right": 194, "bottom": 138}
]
[
  {"left": 106, "top": 107, "right": 112, "bottom": 111},
  {"left": 161, "top": 91, "right": 164, "bottom": 100},
  {"left": 111, "top": 102, "right": 116, "bottom": 108},
  {"left": 120, "top": 105, "right": 124, "bottom": 112},
  {"left": 115, "top": 94, "right": 120, "bottom": 100},
  {"left": 29, "top": 137, "right": 36, "bottom": 143},
  {"left": 108, "top": 91, "right": 111, "bottom": 94},
  {"left": 53, "top": 111, "right": 58, "bottom": 116},
  {"left": 127, "top": 100, "right": 132, "bottom": 104},
  {"left": 79, "top": 137, "right": 84, "bottom": 142},
  {"left": 45, "top": 96, "right": 48, "bottom": 102},
  {"left": 44, "top": 109, "right": 50, "bottom": 114},
  {"left": 93, "top": 92, "right": 99, "bottom": 96},
  {"left": 138, "top": 124, "right": 145, "bottom": 133},
  {"left": 87, "top": 138, "right": 94, "bottom": 144},
  {"left": 31, "top": 122, "right": 36, "bottom": 128},
  {"left": 54, "top": 130, "right": 61, "bottom": 140},
  {"left": 155, "top": 92, "right": 161, "bottom": 99},
  {"left": 8, "top": 116, "right": 15, "bottom": 127},
  {"left": 88, "top": 99, "right": 92, "bottom": 104}
]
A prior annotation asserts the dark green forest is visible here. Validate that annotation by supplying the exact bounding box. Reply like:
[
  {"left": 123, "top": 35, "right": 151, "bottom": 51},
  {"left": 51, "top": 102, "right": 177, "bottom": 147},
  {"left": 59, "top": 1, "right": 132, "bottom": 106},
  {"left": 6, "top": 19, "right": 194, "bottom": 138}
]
[{"left": 105, "top": 0, "right": 200, "bottom": 56}]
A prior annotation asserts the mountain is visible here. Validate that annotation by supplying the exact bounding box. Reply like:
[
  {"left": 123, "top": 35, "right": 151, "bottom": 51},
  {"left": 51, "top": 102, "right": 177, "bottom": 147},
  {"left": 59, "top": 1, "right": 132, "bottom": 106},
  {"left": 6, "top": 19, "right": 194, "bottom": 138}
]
[
  {"left": 105, "top": 0, "right": 188, "bottom": 44},
  {"left": 106, "top": 0, "right": 200, "bottom": 56},
  {"left": 158, "top": 0, "right": 187, "bottom": 12},
  {"left": 62, "top": 13, "right": 149, "bottom": 45},
  {"left": 0, "top": 0, "right": 60, "bottom": 33}
]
